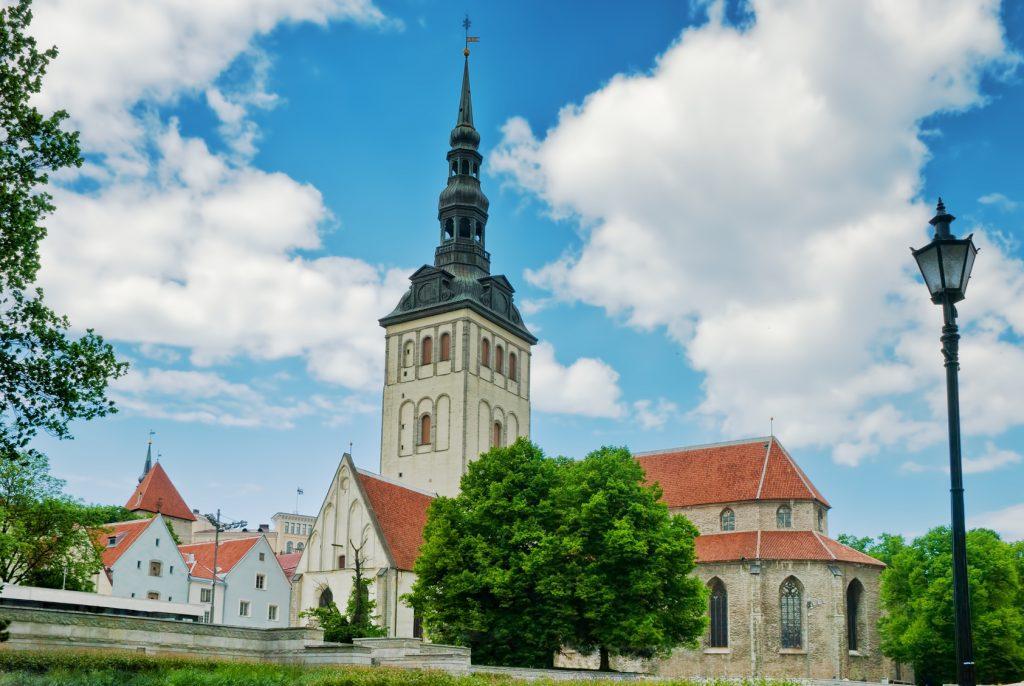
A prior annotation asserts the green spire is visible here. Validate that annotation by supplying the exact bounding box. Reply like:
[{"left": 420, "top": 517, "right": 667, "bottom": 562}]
[
  {"left": 140, "top": 430, "right": 154, "bottom": 483},
  {"left": 457, "top": 55, "right": 473, "bottom": 128}
]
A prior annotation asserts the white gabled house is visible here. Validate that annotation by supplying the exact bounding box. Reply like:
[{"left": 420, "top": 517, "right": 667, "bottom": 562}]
[
  {"left": 179, "top": 535, "right": 290, "bottom": 627},
  {"left": 94, "top": 514, "right": 190, "bottom": 603}
]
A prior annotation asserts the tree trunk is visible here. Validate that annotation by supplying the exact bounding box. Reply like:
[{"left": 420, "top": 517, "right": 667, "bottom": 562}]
[{"left": 599, "top": 646, "right": 611, "bottom": 672}]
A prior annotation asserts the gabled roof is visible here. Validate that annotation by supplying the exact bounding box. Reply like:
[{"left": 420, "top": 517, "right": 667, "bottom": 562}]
[
  {"left": 178, "top": 537, "right": 261, "bottom": 580},
  {"left": 124, "top": 463, "right": 196, "bottom": 521},
  {"left": 695, "top": 530, "right": 883, "bottom": 568},
  {"left": 95, "top": 518, "right": 154, "bottom": 568},
  {"left": 356, "top": 470, "right": 433, "bottom": 571},
  {"left": 635, "top": 437, "right": 830, "bottom": 508},
  {"left": 276, "top": 552, "right": 302, "bottom": 581}
]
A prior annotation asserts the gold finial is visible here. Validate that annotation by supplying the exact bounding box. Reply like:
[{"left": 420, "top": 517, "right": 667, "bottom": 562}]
[{"left": 464, "top": 46, "right": 470, "bottom": 57}]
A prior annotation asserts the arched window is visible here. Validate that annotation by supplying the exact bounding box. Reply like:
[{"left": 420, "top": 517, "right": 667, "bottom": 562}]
[
  {"left": 440, "top": 333, "right": 451, "bottom": 361},
  {"left": 708, "top": 578, "right": 728, "bottom": 648},
  {"left": 461, "top": 159, "right": 469, "bottom": 175},
  {"left": 297, "top": 542, "right": 304, "bottom": 550},
  {"left": 459, "top": 217, "right": 471, "bottom": 238},
  {"left": 420, "top": 414, "right": 431, "bottom": 446},
  {"left": 847, "top": 579, "right": 864, "bottom": 651},
  {"left": 492, "top": 421, "right": 502, "bottom": 448},
  {"left": 474, "top": 222, "right": 483, "bottom": 243},
  {"left": 817, "top": 507, "right": 824, "bottom": 532},
  {"left": 780, "top": 577, "right": 802, "bottom": 649},
  {"left": 495, "top": 345, "right": 504, "bottom": 374},
  {"left": 421, "top": 337, "right": 432, "bottom": 365},
  {"left": 720, "top": 508, "right": 735, "bottom": 532},
  {"left": 472, "top": 162, "right": 479, "bottom": 177},
  {"left": 318, "top": 587, "right": 334, "bottom": 608},
  {"left": 443, "top": 218, "right": 454, "bottom": 241},
  {"left": 286, "top": 541, "right": 294, "bottom": 554},
  {"left": 508, "top": 353, "right": 517, "bottom": 380},
  {"left": 481, "top": 338, "right": 490, "bottom": 367},
  {"left": 403, "top": 341, "right": 414, "bottom": 367},
  {"left": 777, "top": 504, "right": 792, "bottom": 528}
]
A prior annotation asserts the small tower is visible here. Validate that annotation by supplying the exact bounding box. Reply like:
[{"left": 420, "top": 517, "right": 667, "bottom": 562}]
[
  {"left": 139, "top": 430, "right": 154, "bottom": 483},
  {"left": 378, "top": 47, "right": 536, "bottom": 497}
]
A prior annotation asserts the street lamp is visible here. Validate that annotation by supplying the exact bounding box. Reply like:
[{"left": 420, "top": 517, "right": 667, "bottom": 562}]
[{"left": 911, "top": 198, "right": 978, "bottom": 686}]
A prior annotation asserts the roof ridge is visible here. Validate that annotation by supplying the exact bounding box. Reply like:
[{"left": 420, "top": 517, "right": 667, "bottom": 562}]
[
  {"left": 775, "top": 440, "right": 825, "bottom": 505},
  {"left": 755, "top": 436, "right": 773, "bottom": 499},
  {"left": 634, "top": 436, "right": 773, "bottom": 458},
  {"left": 812, "top": 530, "right": 837, "bottom": 560},
  {"left": 178, "top": 535, "right": 263, "bottom": 550}
]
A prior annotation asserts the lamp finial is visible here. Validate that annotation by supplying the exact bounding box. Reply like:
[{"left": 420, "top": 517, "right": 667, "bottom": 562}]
[{"left": 930, "top": 197, "right": 955, "bottom": 239}]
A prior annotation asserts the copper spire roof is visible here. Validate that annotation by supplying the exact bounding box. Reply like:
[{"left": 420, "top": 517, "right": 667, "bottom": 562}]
[
  {"left": 635, "top": 437, "right": 830, "bottom": 508},
  {"left": 124, "top": 462, "right": 196, "bottom": 521}
]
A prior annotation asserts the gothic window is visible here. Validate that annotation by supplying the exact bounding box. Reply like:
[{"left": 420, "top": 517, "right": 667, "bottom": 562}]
[
  {"left": 421, "top": 337, "right": 432, "bottom": 365},
  {"left": 440, "top": 333, "right": 451, "bottom": 361},
  {"left": 720, "top": 508, "right": 735, "bottom": 531},
  {"left": 403, "top": 340, "right": 414, "bottom": 367},
  {"left": 459, "top": 217, "right": 471, "bottom": 238},
  {"left": 847, "top": 579, "right": 864, "bottom": 651},
  {"left": 780, "top": 577, "right": 803, "bottom": 649},
  {"left": 495, "top": 345, "right": 504, "bottom": 374},
  {"left": 777, "top": 504, "right": 792, "bottom": 528},
  {"left": 444, "top": 218, "right": 454, "bottom": 241},
  {"left": 708, "top": 578, "right": 728, "bottom": 648},
  {"left": 481, "top": 338, "right": 490, "bottom": 367},
  {"left": 492, "top": 421, "right": 502, "bottom": 448},
  {"left": 318, "top": 587, "right": 334, "bottom": 608},
  {"left": 508, "top": 352, "right": 517, "bottom": 380},
  {"left": 420, "top": 414, "right": 432, "bottom": 446}
]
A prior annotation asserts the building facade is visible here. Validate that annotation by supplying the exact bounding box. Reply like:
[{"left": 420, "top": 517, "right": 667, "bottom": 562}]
[
  {"left": 272, "top": 512, "right": 316, "bottom": 554},
  {"left": 95, "top": 515, "right": 190, "bottom": 604}
]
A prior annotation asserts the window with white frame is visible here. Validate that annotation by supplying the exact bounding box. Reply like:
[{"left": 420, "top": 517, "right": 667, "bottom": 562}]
[
  {"left": 268, "top": 605, "right": 278, "bottom": 621},
  {"left": 200, "top": 588, "right": 212, "bottom": 603},
  {"left": 239, "top": 600, "right": 250, "bottom": 617},
  {"left": 255, "top": 573, "right": 266, "bottom": 590}
]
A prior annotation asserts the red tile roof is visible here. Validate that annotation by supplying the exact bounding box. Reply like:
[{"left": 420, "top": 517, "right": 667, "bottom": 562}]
[
  {"left": 276, "top": 552, "right": 302, "bottom": 581},
  {"left": 635, "top": 437, "right": 830, "bottom": 508},
  {"left": 96, "top": 518, "right": 154, "bottom": 568},
  {"left": 695, "top": 530, "right": 884, "bottom": 567},
  {"left": 178, "top": 537, "right": 260, "bottom": 580},
  {"left": 125, "top": 463, "right": 196, "bottom": 521},
  {"left": 357, "top": 471, "right": 433, "bottom": 571}
]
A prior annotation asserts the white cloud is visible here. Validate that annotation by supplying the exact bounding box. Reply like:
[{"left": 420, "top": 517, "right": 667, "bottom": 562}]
[
  {"left": 492, "top": 0, "right": 1021, "bottom": 464},
  {"left": 30, "top": 0, "right": 394, "bottom": 168},
  {"left": 901, "top": 441, "right": 1022, "bottom": 475},
  {"left": 113, "top": 366, "right": 376, "bottom": 429},
  {"left": 971, "top": 502, "right": 1024, "bottom": 541},
  {"left": 978, "top": 192, "right": 1020, "bottom": 211},
  {"left": 633, "top": 398, "right": 679, "bottom": 430},
  {"left": 531, "top": 342, "right": 625, "bottom": 418}
]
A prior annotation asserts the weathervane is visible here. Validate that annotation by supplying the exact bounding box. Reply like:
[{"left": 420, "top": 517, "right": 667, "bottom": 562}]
[{"left": 462, "top": 14, "right": 479, "bottom": 56}]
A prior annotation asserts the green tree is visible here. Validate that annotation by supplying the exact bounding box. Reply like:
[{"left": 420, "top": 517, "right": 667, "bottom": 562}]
[
  {"left": 838, "top": 532, "right": 906, "bottom": 567},
  {"left": 300, "top": 543, "right": 385, "bottom": 643},
  {"left": 554, "top": 446, "right": 707, "bottom": 670},
  {"left": 406, "top": 439, "right": 573, "bottom": 667},
  {"left": 879, "top": 526, "right": 1024, "bottom": 685},
  {"left": 0, "top": 452, "right": 111, "bottom": 588},
  {"left": 1, "top": 0, "right": 127, "bottom": 464}
]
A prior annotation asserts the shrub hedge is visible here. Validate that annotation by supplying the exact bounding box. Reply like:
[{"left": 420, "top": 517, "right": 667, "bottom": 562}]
[{"left": 0, "top": 650, "right": 799, "bottom": 686}]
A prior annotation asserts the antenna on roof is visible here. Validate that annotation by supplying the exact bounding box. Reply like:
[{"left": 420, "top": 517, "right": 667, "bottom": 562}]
[
  {"left": 770, "top": 417, "right": 774, "bottom": 439},
  {"left": 348, "top": 441, "right": 353, "bottom": 455}
]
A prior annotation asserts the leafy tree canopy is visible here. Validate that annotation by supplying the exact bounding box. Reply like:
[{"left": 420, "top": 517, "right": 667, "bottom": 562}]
[
  {"left": 876, "top": 526, "right": 1024, "bottom": 685},
  {"left": 300, "top": 544, "right": 385, "bottom": 643},
  {"left": 407, "top": 439, "right": 707, "bottom": 669},
  {"left": 0, "top": 0, "right": 127, "bottom": 464}
]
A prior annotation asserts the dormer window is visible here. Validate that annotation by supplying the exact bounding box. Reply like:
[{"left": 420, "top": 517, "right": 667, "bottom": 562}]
[{"left": 107, "top": 536, "right": 117, "bottom": 547}]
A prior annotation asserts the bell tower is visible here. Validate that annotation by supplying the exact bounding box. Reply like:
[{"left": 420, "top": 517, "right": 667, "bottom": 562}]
[{"left": 378, "top": 47, "right": 536, "bottom": 497}]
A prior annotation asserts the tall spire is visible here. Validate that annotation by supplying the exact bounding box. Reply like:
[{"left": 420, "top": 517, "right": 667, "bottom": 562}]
[
  {"left": 457, "top": 54, "right": 473, "bottom": 129},
  {"left": 139, "top": 430, "right": 154, "bottom": 483}
]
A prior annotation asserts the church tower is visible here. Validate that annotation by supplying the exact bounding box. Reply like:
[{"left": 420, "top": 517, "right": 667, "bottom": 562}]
[{"left": 378, "top": 48, "right": 536, "bottom": 497}]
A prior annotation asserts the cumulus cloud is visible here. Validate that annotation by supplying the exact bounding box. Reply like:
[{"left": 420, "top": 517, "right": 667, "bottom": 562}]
[
  {"left": 530, "top": 342, "right": 625, "bottom": 418},
  {"left": 633, "top": 398, "right": 679, "bottom": 430},
  {"left": 492, "top": 0, "right": 1020, "bottom": 464},
  {"left": 978, "top": 192, "right": 1020, "bottom": 211},
  {"left": 901, "top": 441, "right": 1022, "bottom": 475},
  {"left": 971, "top": 502, "right": 1024, "bottom": 541}
]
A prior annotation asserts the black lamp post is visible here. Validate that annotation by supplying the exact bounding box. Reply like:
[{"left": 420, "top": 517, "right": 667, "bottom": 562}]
[{"left": 911, "top": 198, "right": 978, "bottom": 686}]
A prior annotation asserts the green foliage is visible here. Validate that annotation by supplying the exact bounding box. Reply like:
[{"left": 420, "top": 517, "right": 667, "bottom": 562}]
[
  {"left": 553, "top": 446, "right": 708, "bottom": 669},
  {"left": 878, "top": 526, "right": 1024, "bottom": 685},
  {"left": 0, "top": 616, "right": 9, "bottom": 642},
  {"left": 837, "top": 532, "right": 906, "bottom": 567},
  {"left": 0, "top": 649, "right": 805, "bottom": 686},
  {"left": 300, "top": 551, "right": 385, "bottom": 643},
  {"left": 0, "top": 452, "right": 122, "bottom": 588},
  {"left": 0, "top": 0, "right": 127, "bottom": 464},
  {"left": 407, "top": 440, "right": 707, "bottom": 669},
  {"left": 87, "top": 505, "right": 150, "bottom": 525},
  {"left": 406, "top": 439, "right": 573, "bottom": 667}
]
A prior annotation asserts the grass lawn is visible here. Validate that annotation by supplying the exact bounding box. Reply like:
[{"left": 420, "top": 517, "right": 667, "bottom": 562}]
[{"left": 0, "top": 650, "right": 800, "bottom": 686}]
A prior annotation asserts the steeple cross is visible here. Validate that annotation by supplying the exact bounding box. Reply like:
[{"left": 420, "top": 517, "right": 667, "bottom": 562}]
[{"left": 462, "top": 14, "right": 479, "bottom": 55}]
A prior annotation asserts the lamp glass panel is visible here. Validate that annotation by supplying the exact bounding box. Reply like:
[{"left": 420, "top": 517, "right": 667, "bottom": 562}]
[
  {"left": 940, "top": 242, "right": 969, "bottom": 291},
  {"left": 914, "top": 243, "right": 944, "bottom": 295},
  {"left": 961, "top": 242, "right": 977, "bottom": 295}
]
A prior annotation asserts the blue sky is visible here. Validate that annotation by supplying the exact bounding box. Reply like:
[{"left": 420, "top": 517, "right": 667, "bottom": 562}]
[{"left": 28, "top": 0, "right": 1024, "bottom": 540}]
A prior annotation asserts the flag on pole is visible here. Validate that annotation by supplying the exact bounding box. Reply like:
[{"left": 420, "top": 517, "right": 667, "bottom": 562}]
[
  {"left": 297, "top": 488, "right": 304, "bottom": 495},
  {"left": 466, "top": 36, "right": 479, "bottom": 43}
]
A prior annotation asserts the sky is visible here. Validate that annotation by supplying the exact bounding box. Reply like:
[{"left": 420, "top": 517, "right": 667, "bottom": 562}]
[{"left": 24, "top": 0, "right": 1024, "bottom": 541}]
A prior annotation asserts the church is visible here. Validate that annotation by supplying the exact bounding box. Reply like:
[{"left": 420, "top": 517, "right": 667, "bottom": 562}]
[{"left": 289, "top": 50, "right": 893, "bottom": 681}]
